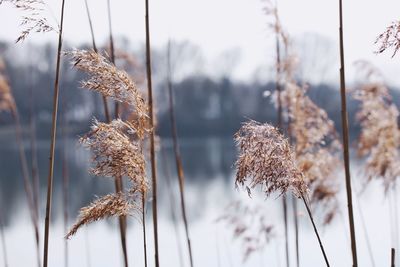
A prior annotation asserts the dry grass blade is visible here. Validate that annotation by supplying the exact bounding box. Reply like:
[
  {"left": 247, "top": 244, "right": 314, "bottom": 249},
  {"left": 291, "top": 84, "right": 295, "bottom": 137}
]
[
  {"left": 353, "top": 61, "right": 400, "bottom": 191},
  {"left": 375, "top": 21, "right": 400, "bottom": 57},
  {"left": 67, "top": 49, "right": 149, "bottom": 137},
  {"left": 66, "top": 193, "right": 138, "bottom": 238},
  {"left": 81, "top": 119, "right": 148, "bottom": 193},
  {"left": 234, "top": 120, "right": 308, "bottom": 197}
]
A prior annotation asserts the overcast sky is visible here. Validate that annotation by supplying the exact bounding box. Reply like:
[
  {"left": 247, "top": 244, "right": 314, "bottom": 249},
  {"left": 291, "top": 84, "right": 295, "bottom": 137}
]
[{"left": 0, "top": 0, "right": 400, "bottom": 85}]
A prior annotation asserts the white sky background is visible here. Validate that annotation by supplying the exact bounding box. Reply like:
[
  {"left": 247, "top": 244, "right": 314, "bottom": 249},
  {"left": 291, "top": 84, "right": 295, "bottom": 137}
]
[{"left": 0, "top": 0, "right": 400, "bottom": 86}]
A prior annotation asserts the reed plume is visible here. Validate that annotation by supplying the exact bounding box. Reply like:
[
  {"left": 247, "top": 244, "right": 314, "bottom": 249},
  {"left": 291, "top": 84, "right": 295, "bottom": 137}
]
[
  {"left": 0, "top": 0, "right": 56, "bottom": 42},
  {"left": 235, "top": 120, "right": 330, "bottom": 266},
  {"left": 66, "top": 49, "right": 150, "bottom": 267},
  {"left": 67, "top": 50, "right": 149, "bottom": 138},
  {"left": 80, "top": 7, "right": 129, "bottom": 264},
  {"left": 235, "top": 121, "right": 308, "bottom": 197},
  {"left": 353, "top": 61, "right": 400, "bottom": 191},
  {"left": 217, "top": 201, "right": 274, "bottom": 262},
  {"left": 281, "top": 82, "right": 341, "bottom": 225},
  {"left": 375, "top": 21, "right": 400, "bottom": 57},
  {"left": 67, "top": 193, "right": 139, "bottom": 238},
  {"left": 80, "top": 119, "right": 147, "bottom": 190}
]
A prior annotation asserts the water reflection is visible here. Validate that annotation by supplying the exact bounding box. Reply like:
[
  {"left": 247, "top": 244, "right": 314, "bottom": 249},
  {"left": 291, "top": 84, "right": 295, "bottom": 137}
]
[{"left": 0, "top": 135, "right": 398, "bottom": 267}]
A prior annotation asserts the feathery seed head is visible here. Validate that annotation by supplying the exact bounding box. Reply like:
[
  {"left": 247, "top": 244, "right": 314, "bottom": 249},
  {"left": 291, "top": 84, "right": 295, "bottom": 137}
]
[
  {"left": 217, "top": 200, "right": 274, "bottom": 262},
  {"left": 0, "top": 0, "right": 56, "bottom": 42},
  {"left": 66, "top": 193, "right": 139, "bottom": 238},
  {"left": 375, "top": 21, "right": 400, "bottom": 57},
  {"left": 68, "top": 49, "right": 150, "bottom": 138},
  {"left": 234, "top": 120, "right": 308, "bottom": 197},
  {"left": 81, "top": 119, "right": 148, "bottom": 193},
  {"left": 354, "top": 63, "right": 400, "bottom": 190}
]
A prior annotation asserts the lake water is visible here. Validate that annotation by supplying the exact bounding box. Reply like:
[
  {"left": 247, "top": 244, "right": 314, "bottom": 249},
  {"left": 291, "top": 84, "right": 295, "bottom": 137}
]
[{"left": 0, "top": 134, "right": 398, "bottom": 267}]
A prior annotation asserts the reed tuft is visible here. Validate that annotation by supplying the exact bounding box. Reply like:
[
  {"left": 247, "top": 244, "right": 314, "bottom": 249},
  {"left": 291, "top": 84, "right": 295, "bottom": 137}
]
[
  {"left": 353, "top": 61, "right": 400, "bottom": 190},
  {"left": 81, "top": 119, "right": 148, "bottom": 193},
  {"left": 0, "top": 0, "right": 56, "bottom": 42},
  {"left": 67, "top": 49, "right": 149, "bottom": 137},
  {"left": 281, "top": 82, "right": 341, "bottom": 224},
  {"left": 66, "top": 193, "right": 139, "bottom": 238},
  {"left": 234, "top": 120, "right": 308, "bottom": 197},
  {"left": 375, "top": 21, "right": 400, "bottom": 57}
]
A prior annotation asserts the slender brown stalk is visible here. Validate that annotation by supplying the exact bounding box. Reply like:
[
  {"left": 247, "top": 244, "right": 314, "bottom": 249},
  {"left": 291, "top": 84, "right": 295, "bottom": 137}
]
[
  {"left": 145, "top": 0, "right": 159, "bottom": 265},
  {"left": 11, "top": 107, "right": 41, "bottom": 267},
  {"left": 84, "top": 0, "right": 111, "bottom": 122},
  {"left": 85, "top": 2, "right": 127, "bottom": 264},
  {"left": 0, "top": 211, "right": 8, "bottom": 267},
  {"left": 115, "top": 176, "right": 128, "bottom": 267},
  {"left": 84, "top": 0, "right": 97, "bottom": 52},
  {"left": 301, "top": 195, "right": 330, "bottom": 267},
  {"left": 392, "top": 248, "right": 396, "bottom": 267},
  {"left": 107, "top": 0, "right": 119, "bottom": 118},
  {"left": 105, "top": 4, "right": 128, "bottom": 265},
  {"left": 142, "top": 193, "right": 148, "bottom": 267},
  {"left": 29, "top": 67, "right": 40, "bottom": 231},
  {"left": 292, "top": 197, "right": 300, "bottom": 267},
  {"left": 161, "top": 144, "right": 185, "bottom": 267},
  {"left": 282, "top": 195, "right": 290, "bottom": 267},
  {"left": 61, "top": 111, "right": 69, "bottom": 267},
  {"left": 42, "top": 1, "right": 66, "bottom": 266},
  {"left": 167, "top": 41, "right": 194, "bottom": 267},
  {"left": 338, "top": 1, "right": 358, "bottom": 266},
  {"left": 275, "top": 23, "right": 289, "bottom": 267},
  {"left": 354, "top": 184, "right": 375, "bottom": 267}
]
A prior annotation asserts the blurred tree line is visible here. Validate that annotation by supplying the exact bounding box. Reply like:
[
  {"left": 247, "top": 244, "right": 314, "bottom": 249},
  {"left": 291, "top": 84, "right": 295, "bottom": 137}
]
[{"left": 1, "top": 40, "right": 399, "bottom": 140}]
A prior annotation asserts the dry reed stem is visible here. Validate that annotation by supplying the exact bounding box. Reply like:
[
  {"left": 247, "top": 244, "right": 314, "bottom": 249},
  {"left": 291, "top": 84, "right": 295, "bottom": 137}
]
[
  {"left": 43, "top": 1, "right": 66, "bottom": 266},
  {"left": 29, "top": 73, "right": 40, "bottom": 239},
  {"left": 0, "top": 212, "right": 8, "bottom": 267},
  {"left": 339, "top": 0, "right": 358, "bottom": 264},
  {"left": 160, "top": 145, "right": 185, "bottom": 267},
  {"left": 142, "top": 192, "right": 148, "bottom": 267},
  {"left": 61, "top": 110, "right": 69, "bottom": 267},
  {"left": 391, "top": 248, "right": 395, "bottom": 267},
  {"left": 144, "top": 0, "right": 160, "bottom": 266},
  {"left": 80, "top": 6, "right": 128, "bottom": 264},
  {"left": 264, "top": 3, "right": 296, "bottom": 263},
  {"left": 83, "top": 0, "right": 111, "bottom": 123},
  {"left": 167, "top": 40, "right": 194, "bottom": 267}
]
